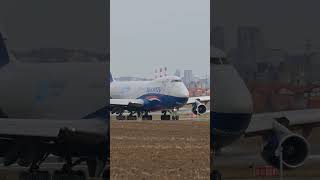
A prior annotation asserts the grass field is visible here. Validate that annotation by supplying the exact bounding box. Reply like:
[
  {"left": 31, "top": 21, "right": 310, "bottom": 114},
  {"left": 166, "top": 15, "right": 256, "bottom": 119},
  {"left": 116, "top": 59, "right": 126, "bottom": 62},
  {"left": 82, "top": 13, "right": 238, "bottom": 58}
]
[{"left": 110, "top": 120, "right": 210, "bottom": 180}]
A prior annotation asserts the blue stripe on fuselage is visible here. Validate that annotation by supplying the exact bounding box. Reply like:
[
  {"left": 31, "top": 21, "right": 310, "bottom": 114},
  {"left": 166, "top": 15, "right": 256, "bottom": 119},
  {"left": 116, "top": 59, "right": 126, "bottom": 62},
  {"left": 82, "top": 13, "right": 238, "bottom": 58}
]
[
  {"left": 211, "top": 111, "right": 252, "bottom": 148},
  {"left": 138, "top": 93, "right": 188, "bottom": 111}
]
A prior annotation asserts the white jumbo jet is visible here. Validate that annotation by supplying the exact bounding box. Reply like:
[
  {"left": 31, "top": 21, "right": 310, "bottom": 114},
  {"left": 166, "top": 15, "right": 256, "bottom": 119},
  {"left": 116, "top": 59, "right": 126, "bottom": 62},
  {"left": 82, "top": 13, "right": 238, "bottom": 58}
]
[
  {"left": 211, "top": 47, "right": 320, "bottom": 176},
  {"left": 110, "top": 74, "right": 209, "bottom": 120}
]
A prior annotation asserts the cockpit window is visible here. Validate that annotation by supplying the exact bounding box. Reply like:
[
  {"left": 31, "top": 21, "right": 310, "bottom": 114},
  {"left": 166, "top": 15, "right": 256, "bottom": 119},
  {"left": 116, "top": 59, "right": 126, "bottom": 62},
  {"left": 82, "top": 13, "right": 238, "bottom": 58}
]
[{"left": 171, "top": 79, "right": 182, "bottom": 82}]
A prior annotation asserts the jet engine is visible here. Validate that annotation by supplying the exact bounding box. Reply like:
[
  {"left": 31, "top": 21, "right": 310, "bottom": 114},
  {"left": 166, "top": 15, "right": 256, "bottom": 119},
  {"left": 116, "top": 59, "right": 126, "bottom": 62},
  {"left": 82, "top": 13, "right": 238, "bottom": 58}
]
[
  {"left": 261, "top": 121, "right": 309, "bottom": 169},
  {"left": 192, "top": 100, "right": 207, "bottom": 115}
]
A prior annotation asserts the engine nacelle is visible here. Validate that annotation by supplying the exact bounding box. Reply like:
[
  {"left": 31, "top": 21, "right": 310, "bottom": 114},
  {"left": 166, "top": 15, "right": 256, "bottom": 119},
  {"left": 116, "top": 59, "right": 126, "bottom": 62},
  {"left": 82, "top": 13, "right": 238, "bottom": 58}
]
[
  {"left": 58, "top": 127, "right": 105, "bottom": 145},
  {"left": 192, "top": 100, "right": 207, "bottom": 115},
  {"left": 261, "top": 121, "right": 309, "bottom": 169}
]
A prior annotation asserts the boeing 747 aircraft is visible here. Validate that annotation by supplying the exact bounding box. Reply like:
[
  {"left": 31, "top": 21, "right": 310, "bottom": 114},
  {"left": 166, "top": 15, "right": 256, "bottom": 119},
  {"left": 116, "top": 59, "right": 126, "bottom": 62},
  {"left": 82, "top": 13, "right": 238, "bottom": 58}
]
[
  {"left": 211, "top": 47, "right": 320, "bottom": 177},
  {"left": 0, "top": 32, "right": 108, "bottom": 179},
  {"left": 110, "top": 73, "right": 209, "bottom": 120}
]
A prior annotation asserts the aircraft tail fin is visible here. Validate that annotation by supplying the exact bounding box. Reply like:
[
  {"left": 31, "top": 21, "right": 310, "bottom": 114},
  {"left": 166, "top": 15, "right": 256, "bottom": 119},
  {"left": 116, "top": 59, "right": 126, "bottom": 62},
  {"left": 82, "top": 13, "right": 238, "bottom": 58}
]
[{"left": 0, "top": 32, "right": 9, "bottom": 67}]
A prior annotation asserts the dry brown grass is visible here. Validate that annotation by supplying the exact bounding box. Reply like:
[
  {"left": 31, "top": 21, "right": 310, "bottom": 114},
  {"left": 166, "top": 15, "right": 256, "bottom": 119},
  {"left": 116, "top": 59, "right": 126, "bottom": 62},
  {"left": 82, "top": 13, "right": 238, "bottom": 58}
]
[{"left": 110, "top": 120, "right": 210, "bottom": 180}]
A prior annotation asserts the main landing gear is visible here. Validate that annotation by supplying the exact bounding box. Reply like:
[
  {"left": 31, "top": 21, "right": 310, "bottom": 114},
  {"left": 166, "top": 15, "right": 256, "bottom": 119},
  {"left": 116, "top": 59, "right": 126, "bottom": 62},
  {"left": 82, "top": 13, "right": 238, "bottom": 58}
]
[
  {"left": 160, "top": 110, "right": 179, "bottom": 120},
  {"left": 126, "top": 113, "right": 137, "bottom": 120},
  {"left": 116, "top": 111, "right": 152, "bottom": 120},
  {"left": 116, "top": 114, "right": 125, "bottom": 120},
  {"left": 211, "top": 146, "right": 222, "bottom": 180},
  {"left": 142, "top": 111, "right": 152, "bottom": 120},
  {"left": 115, "top": 109, "right": 180, "bottom": 121},
  {"left": 161, "top": 111, "right": 170, "bottom": 120},
  {"left": 51, "top": 157, "right": 87, "bottom": 180},
  {"left": 115, "top": 113, "right": 138, "bottom": 120},
  {"left": 18, "top": 160, "right": 86, "bottom": 180},
  {"left": 18, "top": 153, "right": 52, "bottom": 180}
]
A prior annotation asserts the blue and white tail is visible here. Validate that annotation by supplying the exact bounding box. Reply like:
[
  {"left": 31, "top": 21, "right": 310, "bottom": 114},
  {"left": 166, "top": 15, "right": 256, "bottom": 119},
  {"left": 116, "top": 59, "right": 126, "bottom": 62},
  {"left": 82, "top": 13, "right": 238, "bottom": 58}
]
[{"left": 0, "top": 32, "right": 9, "bottom": 67}]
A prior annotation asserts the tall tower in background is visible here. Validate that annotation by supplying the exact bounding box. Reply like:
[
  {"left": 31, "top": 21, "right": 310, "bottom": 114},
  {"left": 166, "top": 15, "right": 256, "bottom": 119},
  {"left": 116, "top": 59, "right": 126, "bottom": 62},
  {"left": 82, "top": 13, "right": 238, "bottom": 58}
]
[
  {"left": 154, "top": 69, "right": 158, "bottom": 79},
  {"left": 234, "top": 26, "right": 265, "bottom": 81},
  {"left": 155, "top": 67, "right": 168, "bottom": 79},
  {"left": 183, "top": 70, "right": 193, "bottom": 86},
  {"left": 213, "top": 26, "right": 225, "bottom": 50},
  {"left": 237, "top": 26, "right": 264, "bottom": 51},
  {"left": 174, "top": 69, "right": 181, "bottom": 77}
]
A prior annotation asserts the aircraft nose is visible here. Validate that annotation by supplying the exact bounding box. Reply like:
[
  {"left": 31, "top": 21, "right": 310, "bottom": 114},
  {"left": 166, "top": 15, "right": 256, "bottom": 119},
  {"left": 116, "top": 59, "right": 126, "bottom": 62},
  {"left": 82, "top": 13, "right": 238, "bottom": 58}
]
[{"left": 181, "top": 86, "right": 189, "bottom": 98}]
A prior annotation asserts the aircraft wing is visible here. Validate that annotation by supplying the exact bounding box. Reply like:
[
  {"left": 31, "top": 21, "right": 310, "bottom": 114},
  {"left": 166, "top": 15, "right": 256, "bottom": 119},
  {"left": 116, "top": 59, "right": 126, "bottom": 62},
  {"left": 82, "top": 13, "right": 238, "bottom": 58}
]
[
  {"left": 245, "top": 109, "right": 320, "bottom": 137},
  {"left": 110, "top": 99, "right": 144, "bottom": 108},
  {"left": 187, "top": 96, "right": 210, "bottom": 104},
  {"left": 0, "top": 118, "right": 107, "bottom": 176},
  {"left": 0, "top": 118, "right": 106, "bottom": 139}
]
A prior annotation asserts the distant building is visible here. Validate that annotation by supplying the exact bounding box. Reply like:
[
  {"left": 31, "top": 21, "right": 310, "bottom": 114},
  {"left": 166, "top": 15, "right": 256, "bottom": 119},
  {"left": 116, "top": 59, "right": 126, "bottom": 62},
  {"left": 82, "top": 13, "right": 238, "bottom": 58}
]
[
  {"left": 228, "top": 26, "right": 266, "bottom": 82},
  {"left": 237, "top": 26, "right": 264, "bottom": 51},
  {"left": 174, "top": 69, "right": 181, "bottom": 77},
  {"left": 213, "top": 26, "right": 225, "bottom": 50},
  {"left": 250, "top": 83, "right": 308, "bottom": 112},
  {"left": 183, "top": 70, "right": 193, "bottom": 87}
]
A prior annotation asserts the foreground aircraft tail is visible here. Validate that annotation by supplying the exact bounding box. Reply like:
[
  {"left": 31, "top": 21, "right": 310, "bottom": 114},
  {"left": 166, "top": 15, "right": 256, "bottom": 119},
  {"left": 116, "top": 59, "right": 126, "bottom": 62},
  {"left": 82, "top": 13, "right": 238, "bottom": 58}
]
[
  {"left": 110, "top": 72, "right": 114, "bottom": 83},
  {"left": 0, "top": 32, "right": 9, "bottom": 67}
]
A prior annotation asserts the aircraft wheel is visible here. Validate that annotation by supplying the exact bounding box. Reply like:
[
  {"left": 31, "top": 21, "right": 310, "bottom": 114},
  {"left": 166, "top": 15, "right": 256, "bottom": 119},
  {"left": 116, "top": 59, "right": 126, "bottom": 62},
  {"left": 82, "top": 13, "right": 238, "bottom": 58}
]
[
  {"left": 126, "top": 115, "right": 137, "bottom": 120},
  {"left": 160, "top": 115, "right": 170, "bottom": 120},
  {"left": 102, "top": 169, "right": 109, "bottom": 180},
  {"left": 52, "top": 170, "right": 86, "bottom": 180},
  {"left": 211, "top": 170, "right": 222, "bottom": 180},
  {"left": 19, "top": 171, "right": 50, "bottom": 180},
  {"left": 142, "top": 115, "right": 152, "bottom": 120},
  {"left": 172, "top": 115, "right": 179, "bottom": 120},
  {"left": 116, "top": 115, "right": 125, "bottom": 120}
]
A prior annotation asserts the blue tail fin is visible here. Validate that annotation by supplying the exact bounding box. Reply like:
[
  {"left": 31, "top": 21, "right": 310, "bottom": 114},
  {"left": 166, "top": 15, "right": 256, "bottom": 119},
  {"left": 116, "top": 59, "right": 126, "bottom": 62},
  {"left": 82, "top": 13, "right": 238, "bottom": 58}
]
[{"left": 0, "top": 32, "right": 9, "bottom": 67}]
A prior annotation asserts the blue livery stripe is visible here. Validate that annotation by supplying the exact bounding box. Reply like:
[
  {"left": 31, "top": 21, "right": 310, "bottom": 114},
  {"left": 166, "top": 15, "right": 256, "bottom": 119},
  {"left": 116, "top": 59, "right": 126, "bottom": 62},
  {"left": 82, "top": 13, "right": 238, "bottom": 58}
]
[
  {"left": 138, "top": 93, "right": 188, "bottom": 111},
  {"left": 211, "top": 111, "right": 252, "bottom": 132},
  {"left": 211, "top": 111, "right": 252, "bottom": 148}
]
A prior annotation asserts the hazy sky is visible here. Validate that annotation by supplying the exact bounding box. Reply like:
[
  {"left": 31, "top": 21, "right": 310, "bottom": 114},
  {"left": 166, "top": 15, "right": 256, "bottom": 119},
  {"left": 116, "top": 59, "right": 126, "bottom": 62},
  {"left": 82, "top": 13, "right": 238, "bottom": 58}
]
[
  {"left": 110, "top": 0, "right": 210, "bottom": 78},
  {"left": 0, "top": 1, "right": 107, "bottom": 52},
  {"left": 213, "top": 0, "right": 320, "bottom": 52}
]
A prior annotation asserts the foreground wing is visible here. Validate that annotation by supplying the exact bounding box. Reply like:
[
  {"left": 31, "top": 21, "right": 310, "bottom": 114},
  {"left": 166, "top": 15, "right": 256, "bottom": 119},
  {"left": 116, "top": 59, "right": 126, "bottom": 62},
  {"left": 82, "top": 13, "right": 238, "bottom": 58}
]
[
  {"left": 110, "top": 99, "right": 144, "bottom": 108},
  {"left": 0, "top": 118, "right": 107, "bottom": 177},
  {"left": 187, "top": 96, "right": 210, "bottom": 104},
  {"left": 0, "top": 118, "right": 106, "bottom": 139},
  {"left": 245, "top": 109, "right": 320, "bottom": 137}
]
